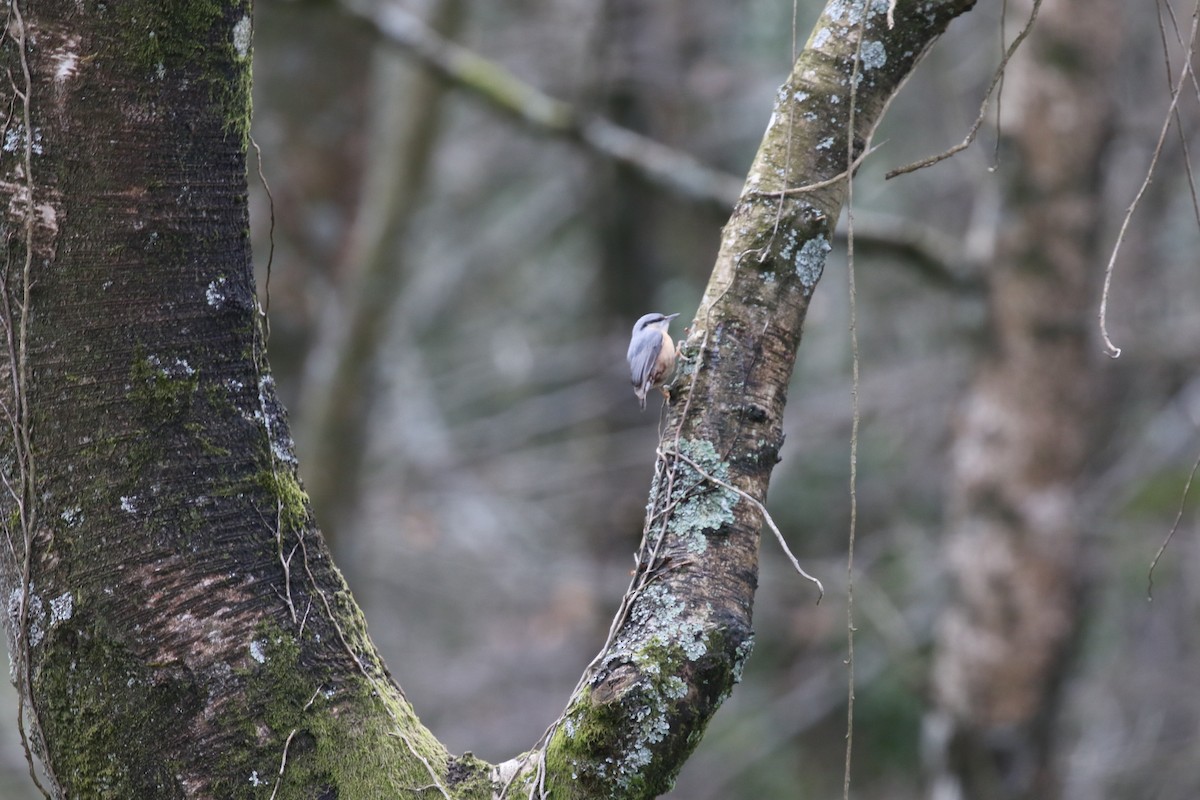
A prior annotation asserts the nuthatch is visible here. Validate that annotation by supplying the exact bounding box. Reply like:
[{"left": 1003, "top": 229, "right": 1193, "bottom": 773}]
[{"left": 627, "top": 312, "right": 680, "bottom": 410}]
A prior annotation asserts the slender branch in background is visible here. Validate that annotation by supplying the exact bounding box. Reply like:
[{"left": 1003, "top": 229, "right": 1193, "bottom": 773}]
[
  {"left": 1147, "top": 450, "right": 1200, "bottom": 601},
  {"left": 343, "top": 0, "right": 743, "bottom": 210},
  {"left": 836, "top": 211, "right": 982, "bottom": 293},
  {"left": 346, "top": 1, "right": 979, "bottom": 291},
  {"left": 885, "top": 0, "right": 1042, "bottom": 179},
  {"left": 1099, "top": 0, "right": 1200, "bottom": 358},
  {"left": 1156, "top": 0, "right": 1200, "bottom": 227},
  {"left": 301, "top": 0, "right": 465, "bottom": 543}
]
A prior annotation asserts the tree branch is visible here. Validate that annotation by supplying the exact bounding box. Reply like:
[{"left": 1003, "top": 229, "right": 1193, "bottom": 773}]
[
  {"left": 342, "top": 0, "right": 743, "bottom": 211},
  {"left": 527, "top": 2, "right": 979, "bottom": 796}
]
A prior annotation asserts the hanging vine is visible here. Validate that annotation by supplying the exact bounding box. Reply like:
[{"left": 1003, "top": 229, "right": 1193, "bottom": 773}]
[{"left": 0, "top": 3, "right": 55, "bottom": 796}]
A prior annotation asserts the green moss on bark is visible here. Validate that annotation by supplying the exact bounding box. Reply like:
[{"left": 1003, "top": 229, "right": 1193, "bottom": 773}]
[
  {"left": 115, "top": 0, "right": 253, "bottom": 146},
  {"left": 213, "top": 622, "right": 451, "bottom": 800},
  {"left": 545, "top": 636, "right": 720, "bottom": 799},
  {"left": 35, "top": 606, "right": 195, "bottom": 798},
  {"left": 255, "top": 468, "right": 311, "bottom": 533}
]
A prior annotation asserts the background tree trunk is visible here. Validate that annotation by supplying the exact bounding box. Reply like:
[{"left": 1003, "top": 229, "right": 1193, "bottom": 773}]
[
  {"left": 298, "top": 0, "right": 465, "bottom": 547},
  {"left": 925, "top": 1, "right": 1123, "bottom": 797}
]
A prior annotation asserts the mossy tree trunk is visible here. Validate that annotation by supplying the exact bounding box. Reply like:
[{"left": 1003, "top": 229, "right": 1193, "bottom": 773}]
[
  {"left": 0, "top": 2, "right": 457, "bottom": 797},
  {"left": 0, "top": 0, "right": 977, "bottom": 798}
]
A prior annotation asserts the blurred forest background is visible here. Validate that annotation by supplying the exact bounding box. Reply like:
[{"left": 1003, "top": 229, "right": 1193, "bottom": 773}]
[{"left": 3, "top": 0, "right": 1199, "bottom": 798}]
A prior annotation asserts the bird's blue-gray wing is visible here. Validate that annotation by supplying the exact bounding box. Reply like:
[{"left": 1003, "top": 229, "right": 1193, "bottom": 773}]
[{"left": 628, "top": 330, "right": 663, "bottom": 390}]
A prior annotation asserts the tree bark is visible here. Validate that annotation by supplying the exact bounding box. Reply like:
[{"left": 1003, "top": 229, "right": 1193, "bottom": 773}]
[
  {"left": 925, "top": 1, "right": 1122, "bottom": 797},
  {"left": 0, "top": 0, "right": 978, "bottom": 797},
  {"left": 0, "top": 3, "right": 456, "bottom": 797}
]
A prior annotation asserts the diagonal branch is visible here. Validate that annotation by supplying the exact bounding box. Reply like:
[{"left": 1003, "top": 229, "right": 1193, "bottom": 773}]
[
  {"left": 342, "top": 0, "right": 743, "bottom": 210},
  {"left": 522, "top": 2, "right": 980, "bottom": 797}
]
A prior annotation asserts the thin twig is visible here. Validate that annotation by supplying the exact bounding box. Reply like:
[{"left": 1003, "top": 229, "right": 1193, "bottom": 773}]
[
  {"left": 991, "top": 0, "right": 1008, "bottom": 170},
  {"left": 266, "top": 664, "right": 323, "bottom": 800},
  {"left": 1147, "top": 450, "right": 1200, "bottom": 601},
  {"left": 842, "top": 11, "right": 867, "bottom": 799},
  {"left": 1152, "top": 0, "right": 1200, "bottom": 231},
  {"left": 4, "top": 3, "right": 54, "bottom": 796},
  {"left": 249, "top": 135, "right": 276, "bottom": 325},
  {"left": 1156, "top": 0, "right": 1200, "bottom": 229},
  {"left": 267, "top": 729, "right": 299, "bottom": 800},
  {"left": 664, "top": 447, "right": 824, "bottom": 600},
  {"left": 1098, "top": 0, "right": 1200, "bottom": 358},
  {"left": 748, "top": 142, "right": 884, "bottom": 199},
  {"left": 393, "top": 732, "right": 452, "bottom": 800},
  {"left": 885, "top": 0, "right": 1042, "bottom": 179}
]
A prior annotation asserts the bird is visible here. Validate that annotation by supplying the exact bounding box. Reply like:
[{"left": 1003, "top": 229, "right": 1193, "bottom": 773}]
[{"left": 627, "top": 312, "right": 680, "bottom": 410}]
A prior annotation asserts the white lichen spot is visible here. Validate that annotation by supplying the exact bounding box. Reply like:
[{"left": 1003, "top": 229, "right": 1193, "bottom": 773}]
[
  {"left": 8, "top": 588, "right": 45, "bottom": 651},
  {"left": 144, "top": 354, "right": 195, "bottom": 378},
  {"left": 120, "top": 495, "right": 138, "bottom": 514},
  {"left": 732, "top": 635, "right": 755, "bottom": 684},
  {"left": 645, "top": 439, "right": 739, "bottom": 555},
  {"left": 827, "top": 0, "right": 890, "bottom": 25},
  {"left": 37, "top": 203, "right": 57, "bottom": 235},
  {"left": 49, "top": 592, "right": 73, "bottom": 625},
  {"left": 233, "top": 16, "right": 252, "bottom": 59},
  {"left": 258, "top": 374, "right": 298, "bottom": 465},
  {"left": 54, "top": 52, "right": 79, "bottom": 84},
  {"left": 60, "top": 506, "right": 82, "bottom": 527},
  {"left": 860, "top": 40, "right": 887, "bottom": 70},
  {"left": 249, "top": 770, "right": 265, "bottom": 787},
  {"left": 816, "top": 136, "right": 836, "bottom": 151},
  {"left": 812, "top": 27, "right": 831, "bottom": 49},
  {"left": 794, "top": 234, "right": 832, "bottom": 290},
  {"left": 206, "top": 276, "right": 228, "bottom": 308},
  {"left": 3, "top": 125, "right": 43, "bottom": 155},
  {"left": 249, "top": 639, "right": 267, "bottom": 664}
]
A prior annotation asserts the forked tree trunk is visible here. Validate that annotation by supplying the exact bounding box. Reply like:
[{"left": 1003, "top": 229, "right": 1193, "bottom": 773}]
[
  {"left": 0, "top": 0, "right": 975, "bottom": 797},
  {"left": 925, "top": 1, "right": 1121, "bottom": 797}
]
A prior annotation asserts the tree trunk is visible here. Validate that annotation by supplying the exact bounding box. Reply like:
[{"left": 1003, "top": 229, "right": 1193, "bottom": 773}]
[
  {"left": 925, "top": 1, "right": 1122, "bottom": 797},
  {"left": 0, "top": 0, "right": 977, "bottom": 797},
  {"left": 0, "top": 3, "right": 454, "bottom": 797}
]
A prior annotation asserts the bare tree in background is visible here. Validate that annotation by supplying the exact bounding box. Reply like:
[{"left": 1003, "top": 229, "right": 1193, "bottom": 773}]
[{"left": 924, "top": 1, "right": 1123, "bottom": 797}]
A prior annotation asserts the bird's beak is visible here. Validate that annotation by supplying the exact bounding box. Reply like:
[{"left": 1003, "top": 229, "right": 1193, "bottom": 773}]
[{"left": 665, "top": 313, "right": 680, "bottom": 321}]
